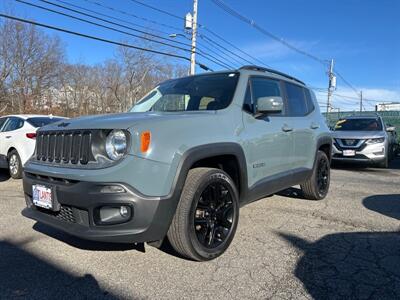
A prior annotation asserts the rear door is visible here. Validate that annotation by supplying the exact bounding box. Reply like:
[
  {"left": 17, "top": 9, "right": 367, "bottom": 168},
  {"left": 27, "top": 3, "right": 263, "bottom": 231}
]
[
  {"left": 0, "top": 117, "right": 25, "bottom": 155},
  {"left": 284, "top": 83, "right": 317, "bottom": 170},
  {"left": 0, "top": 117, "right": 9, "bottom": 166},
  {"left": 241, "top": 77, "right": 293, "bottom": 187}
]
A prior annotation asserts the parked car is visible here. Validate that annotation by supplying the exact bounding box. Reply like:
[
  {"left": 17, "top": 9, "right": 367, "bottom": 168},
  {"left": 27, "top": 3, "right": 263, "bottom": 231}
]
[
  {"left": 331, "top": 115, "right": 396, "bottom": 168},
  {"left": 22, "top": 66, "right": 332, "bottom": 261},
  {"left": 0, "top": 115, "right": 66, "bottom": 178},
  {"left": 385, "top": 123, "right": 399, "bottom": 156}
]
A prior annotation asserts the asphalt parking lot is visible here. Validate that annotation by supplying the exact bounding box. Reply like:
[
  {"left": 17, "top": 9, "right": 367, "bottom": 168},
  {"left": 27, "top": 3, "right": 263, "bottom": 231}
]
[{"left": 1, "top": 159, "right": 399, "bottom": 300}]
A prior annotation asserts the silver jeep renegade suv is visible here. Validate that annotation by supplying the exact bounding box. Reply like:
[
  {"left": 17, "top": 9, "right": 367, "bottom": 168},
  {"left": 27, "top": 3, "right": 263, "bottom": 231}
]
[{"left": 22, "top": 65, "right": 332, "bottom": 261}]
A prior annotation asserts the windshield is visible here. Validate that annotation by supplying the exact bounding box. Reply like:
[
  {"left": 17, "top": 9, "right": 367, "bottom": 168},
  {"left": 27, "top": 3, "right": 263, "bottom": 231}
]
[
  {"left": 27, "top": 117, "right": 64, "bottom": 128},
  {"left": 334, "top": 118, "right": 383, "bottom": 131},
  {"left": 130, "top": 72, "right": 239, "bottom": 112}
]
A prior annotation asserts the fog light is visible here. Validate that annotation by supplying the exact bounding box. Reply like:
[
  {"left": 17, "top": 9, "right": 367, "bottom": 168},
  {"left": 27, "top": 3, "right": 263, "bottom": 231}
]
[
  {"left": 97, "top": 205, "right": 132, "bottom": 225},
  {"left": 373, "top": 148, "right": 385, "bottom": 155},
  {"left": 120, "top": 206, "right": 129, "bottom": 217},
  {"left": 100, "top": 185, "right": 126, "bottom": 194}
]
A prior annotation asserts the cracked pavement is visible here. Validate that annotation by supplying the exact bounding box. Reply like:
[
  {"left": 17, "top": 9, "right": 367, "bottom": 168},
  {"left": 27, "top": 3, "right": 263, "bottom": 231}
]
[{"left": 0, "top": 159, "right": 399, "bottom": 299}]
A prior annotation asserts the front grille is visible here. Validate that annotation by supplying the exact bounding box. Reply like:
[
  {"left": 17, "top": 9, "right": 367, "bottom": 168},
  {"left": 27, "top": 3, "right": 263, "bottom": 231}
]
[
  {"left": 37, "top": 205, "right": 77, "bottom": 223},
  {"left": 36, "top": 131, "right": 93, "bottom": 165},
  {"left": 340, "top": 138, "right": 360, "bottom": 146}
]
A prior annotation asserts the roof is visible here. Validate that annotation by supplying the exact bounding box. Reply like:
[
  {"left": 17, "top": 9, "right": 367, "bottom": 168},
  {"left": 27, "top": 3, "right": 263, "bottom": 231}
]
[
  {"left": 341, "top": 114, "right": 381, "bottom": 119},
  {"left": 0, "top": 114, "right": 65, "bottom": 119},
  {"left": 238, "top": 65, "right": 305, "bottom": 85}
]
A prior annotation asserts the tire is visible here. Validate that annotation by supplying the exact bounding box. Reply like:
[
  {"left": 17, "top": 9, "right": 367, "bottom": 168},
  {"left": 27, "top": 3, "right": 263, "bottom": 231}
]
[
  {"left": 377, "top": 155, "right": 389, "bottom": 168},
  {"left": 8, "top": 149, "right": 23, "bottom": 179},
  {"left": 167, "top": 167, "right": 239, "bottom": 261},
  {"left": 301, "top": 150, "right": 330, "bottom": 200}
]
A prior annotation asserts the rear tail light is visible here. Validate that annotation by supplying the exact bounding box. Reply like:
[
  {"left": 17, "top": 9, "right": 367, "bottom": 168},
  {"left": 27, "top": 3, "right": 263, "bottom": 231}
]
[{"left": 26, "top": 133, "right": 37, "bottom": 139}]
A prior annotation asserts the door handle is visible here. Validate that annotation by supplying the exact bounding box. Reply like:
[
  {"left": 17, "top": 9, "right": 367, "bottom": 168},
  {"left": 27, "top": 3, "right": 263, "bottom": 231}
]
[
  {"left": 5, "top": 136, "right": 11, "bottom": 139},
  {"left": 282, "top": 124, "right": 293, "bottom": 132},
  {"left": 310, "top": 122, "right": 320, "bottom": 129}
]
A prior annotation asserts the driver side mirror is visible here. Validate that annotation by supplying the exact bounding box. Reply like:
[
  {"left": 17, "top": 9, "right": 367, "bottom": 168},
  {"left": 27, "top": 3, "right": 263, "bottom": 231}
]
[
  {"left": 256, "top": 96, "right": 283, "bottom": 113},
  {"left": 386, "top": 126, "right": 395, "bottom": 132}
]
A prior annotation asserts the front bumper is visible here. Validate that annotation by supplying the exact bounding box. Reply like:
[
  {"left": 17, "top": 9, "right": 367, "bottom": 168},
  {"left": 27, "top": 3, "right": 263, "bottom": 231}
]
[
  {"left": 22, "top": 172, "right": 178, "bottom": 243},
  {"left": 332, "top": 142, "right": 386, "bottom": 163}
]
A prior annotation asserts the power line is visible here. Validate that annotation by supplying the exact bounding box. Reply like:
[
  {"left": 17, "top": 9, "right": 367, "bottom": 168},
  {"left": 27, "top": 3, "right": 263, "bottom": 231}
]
[
  {"left": 200, "top": 29, "right": 271, "bottom": 67},
  {"left": 197, "top": 36, "right": 242, "bottom": 67},
  {"left": 52, "top": 0, "right": 235, "bottom": 69},
  {"left": 33, "top": 0, "right": 191, "bottom": 51},
  {"left": 0, "top": 13, "right": 213, "bottom": 71},
  {"left": 20, "top": 0, "right": 232, "bottom": 69},
  {"left": 313, "top": 88, "right": 399, "bottom": 103},
  {"left": 334, "top": 69, "right": 360, "bottom": 96},
  {"left": 198, "top": 33, "right": 254, "bottom": 66},
  {"left": 211, "top": 0, "right": 363, "bottom": 98},
  {"left": 55, "top": 0, "right": 181, "bottom": 40},
  {"left": 81, "top": 0, "right": 186, "bottom": 35},
  {"left": 126, "top": 0, "right": 270, "bottom": 67},
  {"left": 211, "top": 0, "right": 328, "bottom": 66},
  {"left": 128, "top": 0, "right": 183, "bottom": 21}
]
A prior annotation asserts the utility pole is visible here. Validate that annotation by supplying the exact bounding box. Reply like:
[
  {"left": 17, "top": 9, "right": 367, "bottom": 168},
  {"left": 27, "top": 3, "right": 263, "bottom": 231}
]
[
  {"left": 327, "top": 59, "right": 336, "bottom": 119},
  {"left": 190, "top": 0, "right": 198, "bottom": 75},
  {"left": 360, "top": 90, "right": 363, "bottom": 112}
]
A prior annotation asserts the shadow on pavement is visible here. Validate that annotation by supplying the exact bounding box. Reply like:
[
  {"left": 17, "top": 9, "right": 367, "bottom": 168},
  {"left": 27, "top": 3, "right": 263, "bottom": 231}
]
[
  {"left": 0, "top": 169, "right": 10, "bottom": 182},
  {"left": 332, "top": 157, "right": 400, "bottom": 172},
  {"left": 276, "top": 187, "right": 306, "bottom": 200},
  {"left": 33, "top": 222, "right": 145, "bottom": 252},
  {"left": 0, "top": 238, "right": 122, "bottom": 299},
  {"left": 279, "top": 231, "right": 400, "bottom": 299},
  {"left": 363, "top": 194, "right": 400, "bottom": 220}
]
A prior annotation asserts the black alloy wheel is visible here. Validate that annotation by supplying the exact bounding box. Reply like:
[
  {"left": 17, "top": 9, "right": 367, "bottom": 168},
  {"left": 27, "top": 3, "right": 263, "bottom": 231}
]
[
  {"left": 316, "top": 156, "right": 329, "bottom": 196},
  {"left": 193, "top": 181, "right": 235, "bottom": 249}
]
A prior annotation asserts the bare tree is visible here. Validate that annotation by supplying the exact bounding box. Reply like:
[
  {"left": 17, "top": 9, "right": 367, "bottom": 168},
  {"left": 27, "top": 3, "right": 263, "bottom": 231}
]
[
  {"left": 0, "top": 19, "right": 64, "bottom": 114},
  {"left": 0, "top": 18, "right": 190, "bottom": 117}
]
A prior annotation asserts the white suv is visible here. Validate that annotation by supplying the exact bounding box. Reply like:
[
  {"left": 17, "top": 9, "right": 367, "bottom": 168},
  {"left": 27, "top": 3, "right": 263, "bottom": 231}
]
[{"left": 0, "top": 115, "right": 65, "bottom": 178}]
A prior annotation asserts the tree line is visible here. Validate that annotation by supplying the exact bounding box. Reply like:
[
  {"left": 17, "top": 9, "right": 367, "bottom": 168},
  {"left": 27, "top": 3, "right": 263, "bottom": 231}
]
[{"left": 0, "top": 19, "right": 187, "bottom": 117}]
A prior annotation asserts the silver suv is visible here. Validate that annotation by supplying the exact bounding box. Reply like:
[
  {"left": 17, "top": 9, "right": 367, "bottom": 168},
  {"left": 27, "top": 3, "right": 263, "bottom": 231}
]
[
  {"left": 22, "top": 66, "right": 332, "bottom": 261},
  {"left": 331, "top": 115, "right": 396, "bottom": 168}
]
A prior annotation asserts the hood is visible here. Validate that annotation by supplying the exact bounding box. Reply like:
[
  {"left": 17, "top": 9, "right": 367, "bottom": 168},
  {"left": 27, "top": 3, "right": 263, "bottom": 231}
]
[
  {"left": 40, "top": 111, "right": 216, "bottom": 131},
  {"left": 331, "top": 130, "right": 385, "bottom": 139}
]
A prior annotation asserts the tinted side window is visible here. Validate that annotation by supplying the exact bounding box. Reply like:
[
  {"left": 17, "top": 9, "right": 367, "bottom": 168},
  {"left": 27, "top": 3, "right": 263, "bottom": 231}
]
[
  {"left": 0, "top": 118, "right": 7, "bottom": 131},
  {"left": 251, "top": 78, "right": 282, "bottom": 114},
  {"left": 3, "top": 117, "right": 24, "bottom": 132},
  {"left": 304, "top": 89, "right": 315, "bottom": 113},
  {"left": 285, "top": 82, "right": 307, "bottom": 116}
]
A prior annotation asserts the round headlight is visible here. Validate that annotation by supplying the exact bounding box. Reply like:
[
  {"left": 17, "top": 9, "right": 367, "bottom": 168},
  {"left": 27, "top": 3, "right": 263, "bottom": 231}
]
[{"left": 105, "top": 130, "right": 127, "bottom": 161}]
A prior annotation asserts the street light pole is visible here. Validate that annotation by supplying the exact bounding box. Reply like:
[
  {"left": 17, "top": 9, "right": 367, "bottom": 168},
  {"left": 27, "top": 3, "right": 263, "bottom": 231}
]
[{"left": 190, "top": 0, "right": 198, "bottom": 75}]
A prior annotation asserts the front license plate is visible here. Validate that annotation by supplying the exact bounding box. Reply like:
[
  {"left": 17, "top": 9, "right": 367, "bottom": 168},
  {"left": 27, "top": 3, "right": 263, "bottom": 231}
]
[
  {"left": 32, "top": 184, "right": 53, "bottom": 210},
  {"left": 343, "top": 150, "right": 356, "bottom": 157}
]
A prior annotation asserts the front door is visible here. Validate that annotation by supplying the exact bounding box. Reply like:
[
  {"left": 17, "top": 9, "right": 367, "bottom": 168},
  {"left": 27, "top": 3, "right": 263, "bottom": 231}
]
[{"left": 240, "top": 77, "right": 293, "bottom": 188}]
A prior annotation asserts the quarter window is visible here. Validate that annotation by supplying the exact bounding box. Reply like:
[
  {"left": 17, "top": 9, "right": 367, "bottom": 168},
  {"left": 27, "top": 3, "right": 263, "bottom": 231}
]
[
  {"left": 304, "top": 88, "right": 315, "bottom": 113},
  {"left": 285, "top": 82, "right": 308, "bottom": 116}
]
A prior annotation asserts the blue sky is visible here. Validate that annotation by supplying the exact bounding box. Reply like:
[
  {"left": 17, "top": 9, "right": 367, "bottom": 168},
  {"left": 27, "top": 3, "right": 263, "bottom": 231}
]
[{"left": 2, "top": 0, "right": 399, "bottom": 110}]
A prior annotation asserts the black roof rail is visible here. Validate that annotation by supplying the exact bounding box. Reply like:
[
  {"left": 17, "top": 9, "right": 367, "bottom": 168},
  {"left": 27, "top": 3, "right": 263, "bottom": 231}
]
[{"left": 239, "top": 65, "right": 305, "bottom": 85}]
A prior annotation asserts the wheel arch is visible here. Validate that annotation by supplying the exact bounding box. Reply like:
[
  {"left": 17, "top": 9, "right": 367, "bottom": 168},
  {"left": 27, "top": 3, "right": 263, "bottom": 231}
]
[
  {"left": 7, "top": 147, "right": 17, "bottom": 156},
  {"left": 171, "top": 143, "right": 248, "bottom": 201},
  {"left": 316, "top": 136, "right": 333, "bottom": 162}
]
